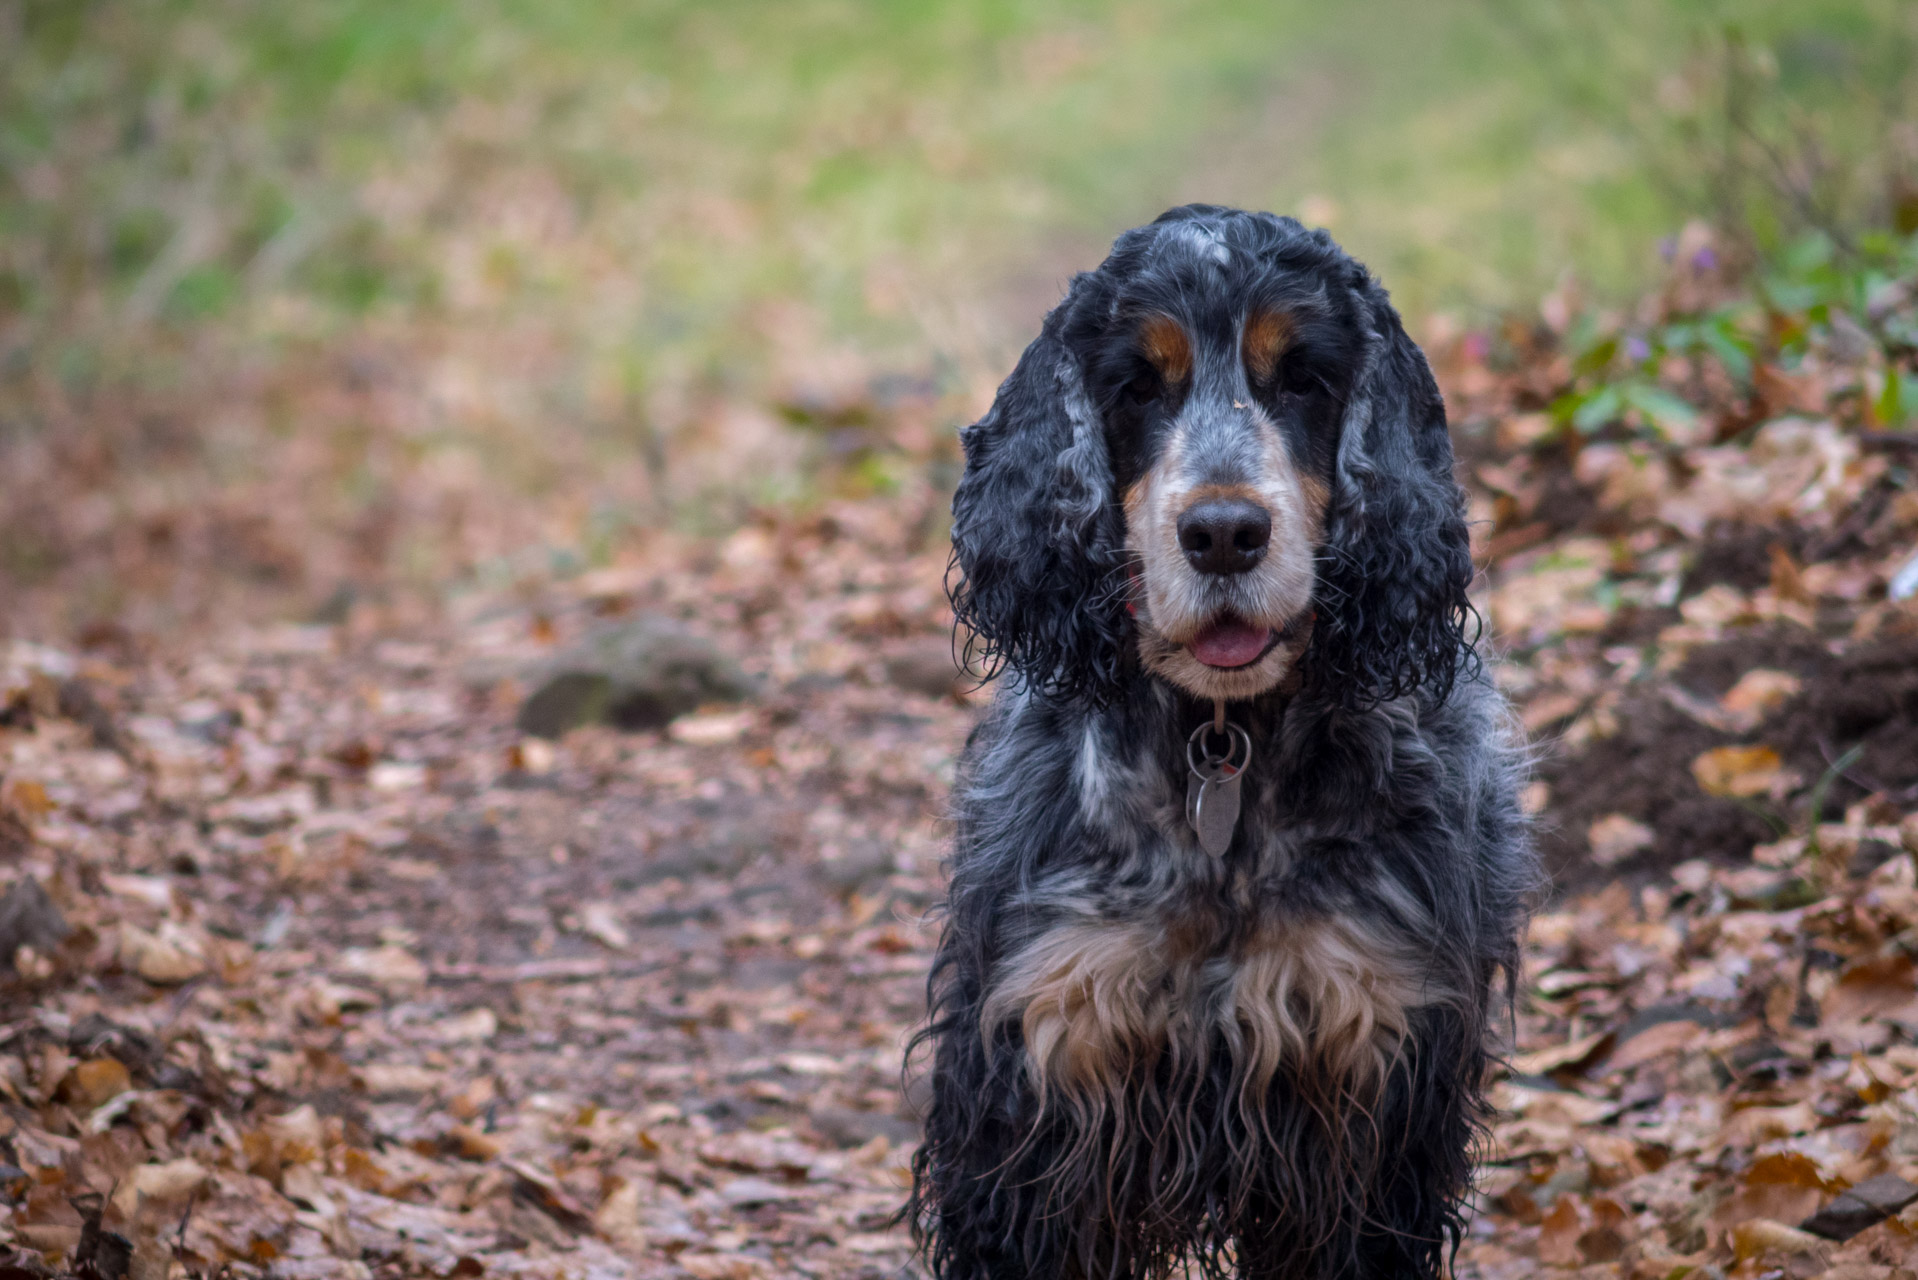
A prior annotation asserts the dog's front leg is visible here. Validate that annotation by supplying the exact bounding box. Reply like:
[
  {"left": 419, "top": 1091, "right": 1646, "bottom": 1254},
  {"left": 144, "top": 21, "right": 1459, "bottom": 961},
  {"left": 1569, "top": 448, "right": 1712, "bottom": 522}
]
[
  {"left": 913, "top": 957, "right": 1097, "bottom": 1280},
  {"left": 1343, "top": 1006, "right": 1484, "bottom": 1280}
]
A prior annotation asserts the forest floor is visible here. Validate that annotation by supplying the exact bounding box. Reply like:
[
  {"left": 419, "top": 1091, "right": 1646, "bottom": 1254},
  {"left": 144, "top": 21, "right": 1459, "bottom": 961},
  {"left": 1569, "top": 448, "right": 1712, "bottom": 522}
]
[{"left": 4, "top": 244, "right": 1918, "bottom": 1280}]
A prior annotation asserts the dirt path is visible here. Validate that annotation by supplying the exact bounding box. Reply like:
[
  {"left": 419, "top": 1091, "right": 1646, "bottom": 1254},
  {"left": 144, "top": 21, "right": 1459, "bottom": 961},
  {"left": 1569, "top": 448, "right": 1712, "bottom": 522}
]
[{"left": 0, "top": 492, "right": 971, "bottom": 1279}]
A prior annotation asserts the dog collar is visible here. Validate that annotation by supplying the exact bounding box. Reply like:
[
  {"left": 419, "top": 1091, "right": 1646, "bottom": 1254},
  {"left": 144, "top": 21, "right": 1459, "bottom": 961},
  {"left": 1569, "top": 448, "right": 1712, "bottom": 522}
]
[{"left": 1186, "top": 698, "right": 1250, "bottom": 856}]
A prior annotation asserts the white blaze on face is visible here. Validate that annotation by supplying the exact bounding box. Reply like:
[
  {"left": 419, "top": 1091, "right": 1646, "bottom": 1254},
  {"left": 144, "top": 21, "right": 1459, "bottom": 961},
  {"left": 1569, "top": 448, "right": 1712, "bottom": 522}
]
[{"left": 1125, "top": 397, "right": 1326, "bottom": 702}]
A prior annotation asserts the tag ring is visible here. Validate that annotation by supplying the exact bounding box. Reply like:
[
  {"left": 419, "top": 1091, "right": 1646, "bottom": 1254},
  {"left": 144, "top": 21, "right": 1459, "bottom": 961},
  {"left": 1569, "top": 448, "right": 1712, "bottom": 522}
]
[{"left": 1186, "top": 721, "right": 1252, "bottom": 776}]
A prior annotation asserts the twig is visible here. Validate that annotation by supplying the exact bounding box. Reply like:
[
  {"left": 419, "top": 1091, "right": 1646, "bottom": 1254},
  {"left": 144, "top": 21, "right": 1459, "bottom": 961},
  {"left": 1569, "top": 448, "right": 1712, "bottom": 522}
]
[
  {"left": 428, "top": 956, "right": 668, "bottom": 985},
  {"left": 175, "top": 1187, "right": 199, "bottom": 1268}
]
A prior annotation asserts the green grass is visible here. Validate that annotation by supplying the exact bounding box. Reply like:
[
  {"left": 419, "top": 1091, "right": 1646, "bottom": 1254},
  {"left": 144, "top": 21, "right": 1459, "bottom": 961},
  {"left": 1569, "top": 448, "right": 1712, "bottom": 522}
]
[
  {"left": 6, "top": 1, "right": 1911, "bottom": 356},
  {"left": 0, "top": 0, "right": 1912, "bottom": 594}
]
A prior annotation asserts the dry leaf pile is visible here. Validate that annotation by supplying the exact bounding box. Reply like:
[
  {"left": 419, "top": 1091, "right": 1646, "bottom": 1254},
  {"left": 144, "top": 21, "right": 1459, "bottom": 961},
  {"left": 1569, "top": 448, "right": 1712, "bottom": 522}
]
[
  {"left": 1441, "top": 238, "right": 1918, "bottom": 1279},
  {"left": 2, "top": 235, "right": 1918, "bottom": 1278},
  {"left": 0, "top": 473, "right": 972, "bottom": 1279}
]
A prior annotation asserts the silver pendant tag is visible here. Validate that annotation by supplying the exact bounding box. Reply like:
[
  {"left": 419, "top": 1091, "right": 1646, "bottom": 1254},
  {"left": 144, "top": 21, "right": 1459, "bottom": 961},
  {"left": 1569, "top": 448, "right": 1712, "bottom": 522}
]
[
  {"left": 1186, "top": 720, "right": 1252, "bottom": 856},
  {"left": 1194, "top": 768, "right": 1243, "bottom": 856}
]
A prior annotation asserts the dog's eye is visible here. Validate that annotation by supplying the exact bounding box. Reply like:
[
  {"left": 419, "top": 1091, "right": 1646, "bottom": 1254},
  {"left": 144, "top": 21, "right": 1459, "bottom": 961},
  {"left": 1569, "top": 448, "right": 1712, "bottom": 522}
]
[
  {"left": 1274, "top": 359, "right": 1322, "bottom": 397},
  {"left": 1124, "top": 371, "right": 1161, "bottom": 405}
]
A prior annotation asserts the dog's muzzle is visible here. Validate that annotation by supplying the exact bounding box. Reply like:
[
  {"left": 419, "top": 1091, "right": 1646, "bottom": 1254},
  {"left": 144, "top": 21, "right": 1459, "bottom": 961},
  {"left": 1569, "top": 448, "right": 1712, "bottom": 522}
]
[
  {"left": 1176, "top": 497, "right": 1271, "bottom": 576},
  {"left": 1175, "top": 496, "right": 1284, "bottom": 668}
]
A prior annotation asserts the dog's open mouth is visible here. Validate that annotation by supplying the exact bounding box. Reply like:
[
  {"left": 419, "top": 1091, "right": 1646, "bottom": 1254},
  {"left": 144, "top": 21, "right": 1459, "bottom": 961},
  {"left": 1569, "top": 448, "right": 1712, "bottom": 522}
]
[{"left": 1187, "top": 616, "right": 1283, "bottom": 669}]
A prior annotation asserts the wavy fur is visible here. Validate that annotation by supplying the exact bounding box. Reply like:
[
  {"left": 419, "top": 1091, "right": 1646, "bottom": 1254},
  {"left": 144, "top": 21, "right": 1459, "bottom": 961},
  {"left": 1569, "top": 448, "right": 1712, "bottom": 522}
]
[{"left": 913, "top": 206, "right": 1536, "bottom": 1280}]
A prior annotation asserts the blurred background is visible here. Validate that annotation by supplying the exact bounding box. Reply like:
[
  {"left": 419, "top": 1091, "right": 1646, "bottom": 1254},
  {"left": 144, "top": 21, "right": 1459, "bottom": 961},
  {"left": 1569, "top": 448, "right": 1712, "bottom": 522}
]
[
  {"left": 6, "top": 7, "right": 1918, "bottom": 1275},
  {"left": 1, "top": 0, "right": 1914, "bottom": 636}
]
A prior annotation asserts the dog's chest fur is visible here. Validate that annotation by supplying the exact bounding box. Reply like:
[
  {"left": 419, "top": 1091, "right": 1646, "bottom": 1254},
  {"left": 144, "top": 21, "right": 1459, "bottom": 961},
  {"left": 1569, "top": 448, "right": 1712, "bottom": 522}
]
[
  {"left": 974, "top": 689, "right": 1467, "bottom": 1104},
  {"left": 986, "top": 908, "right": 1435, "bottom": 1105}
]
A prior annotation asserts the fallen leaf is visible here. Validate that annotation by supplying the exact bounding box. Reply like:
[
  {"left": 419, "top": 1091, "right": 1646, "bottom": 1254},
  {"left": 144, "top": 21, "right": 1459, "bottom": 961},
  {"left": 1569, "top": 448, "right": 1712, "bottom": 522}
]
[
  {"left": 2, "top": 778, "right": 54, "bottom": 818},
  {"left": 679, "top": 1254, "right": 769, "bottom": 1280},
  {"left": 357, "top": 1062, "right": 442, "bottom": 1095},
  {"left": 1720, "top": 1102, "right": 1819, "bottom": 1148},
  {"left": 719, "top": 1177, "right": 793, "bottom": 1207},
  {"left": 1509, "top": 1029, "right": 1613, "bottom": 1077},
  {"left": 1604, "top": 1019, "right": 1707, "bottom": 1074},
  {"left": 280, "top": 1162, "right": 335, "bottom": 1214},
  {"left": 99, "top": 872, "right": 174, "bottom": 908},
  {"left": 594, "top": 1179, "right": 647, "bottom": 1249},
  {"left": 368, "top": 761, "right": 427, "bottom": 791},
  {"left": 1801, "top": 1173, "right": 1918, "bottom": 1241},
  {"left": 449, "top": 1123, "right": 500, "bottom": 1161},
  {"left": 1717, "top": 1152, "right": 1834, "bottom": 1230},
  {"left": 669, "top": 709, "right": 754, "bottom": 746},
  {"left": 1587, "top": 813, "right": 1656, "bottom": 866},
  {"left": 577, "top": 902, "right": 631, "bottom": 951},
  {"left": 841, "top": 1232, "right": 905, "bottom": 1253},
  {"left": 1824, "top": 954, "right": 1918, "bottom": 1029},
  {"left": 1731, "top": 1217, "right": 1830, "bottom": 1265},
  {"left": 109, "top": 1158, "right": 207, "bottom": 1219},
  {"left": 1692, "top": 744, "right": 1794, "bottom": 798},
  {"left": 1536, "top": 1195, "right": 1630, "bottom": 1266},
  {"left": 64, "top": 1057, "right": 131, "bottom": 1109},
  {"left": 337, "top": 944, "right": 426, "bottom": 988},
  {"left": 119, "top": 922, "right": 208, "bottom": 984},
  {"left": 1720, "top": 668, "right": 1804, "bottom": 729},
  {"left": 438, "top": 1007, "right": 499, "bottom": 1043},
  {"left": 341, "top": 1147, "right": 390, "bottom": 1194},
  {"left": 261, "top": 1104, "right": 326, "bottom": 1165}
]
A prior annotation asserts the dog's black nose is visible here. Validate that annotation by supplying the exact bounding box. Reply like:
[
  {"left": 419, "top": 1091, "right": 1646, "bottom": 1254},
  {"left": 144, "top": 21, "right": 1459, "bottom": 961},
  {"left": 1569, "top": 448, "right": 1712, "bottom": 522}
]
[{"left": 1177, "top": 498, "right": 1271, "bottom": 575}]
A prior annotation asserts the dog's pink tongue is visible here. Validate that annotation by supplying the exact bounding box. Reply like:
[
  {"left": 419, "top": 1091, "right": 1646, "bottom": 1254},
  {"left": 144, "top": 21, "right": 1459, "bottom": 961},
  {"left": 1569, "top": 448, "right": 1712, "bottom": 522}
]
[{"left": 1190, "top": 619, "right": 1272, "bottom": 668}]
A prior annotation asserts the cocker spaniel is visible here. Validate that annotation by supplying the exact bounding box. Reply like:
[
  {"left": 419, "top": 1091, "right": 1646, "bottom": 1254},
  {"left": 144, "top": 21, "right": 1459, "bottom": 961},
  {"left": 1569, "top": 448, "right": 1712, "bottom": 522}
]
[{"left": 909, "top": 206, "right": 1536, "bottom": 1280}]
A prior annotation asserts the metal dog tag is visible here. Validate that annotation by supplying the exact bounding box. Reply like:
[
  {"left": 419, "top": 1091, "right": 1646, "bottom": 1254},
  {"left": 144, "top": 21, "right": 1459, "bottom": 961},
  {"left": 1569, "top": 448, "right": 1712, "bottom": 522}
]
[
  {"left": 1193, "top": 767, "right": 1243, "bottom": 856},
  {"left": 1186, "top": 721, "right": 1252, "bottom": 857}
]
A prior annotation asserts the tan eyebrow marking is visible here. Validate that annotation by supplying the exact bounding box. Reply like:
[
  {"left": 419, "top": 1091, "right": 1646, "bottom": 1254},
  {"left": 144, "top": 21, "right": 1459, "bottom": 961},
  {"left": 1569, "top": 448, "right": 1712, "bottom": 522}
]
[
  {"left": 1137, "top": 315, "right": 1192, "bottom": 385},
  {"left": 1242, "top": 309, "right": 1294, "bottom": 384}
]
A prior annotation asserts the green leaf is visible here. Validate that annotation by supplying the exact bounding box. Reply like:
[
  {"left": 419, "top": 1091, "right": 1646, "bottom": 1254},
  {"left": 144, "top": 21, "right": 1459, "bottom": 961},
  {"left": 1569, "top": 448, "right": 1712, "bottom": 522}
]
[
  {"left": 1571, "top": 336, "right": 1619, "bottom": 379},
  {"left": 1623, "top": 383, "right": 1700, "bottom": 437},
  {"left": 1570, "top": 385, "right": 1624, "bottom": 433},
  {"left": 1877, "top": 367, "right": 1915, "bottom": 429},
  {"left": 1701, "top": 324, "right": 1753, "bottom": 384},
  {"left": 164, "top": 265, "right": 237, "bottom": 320}
]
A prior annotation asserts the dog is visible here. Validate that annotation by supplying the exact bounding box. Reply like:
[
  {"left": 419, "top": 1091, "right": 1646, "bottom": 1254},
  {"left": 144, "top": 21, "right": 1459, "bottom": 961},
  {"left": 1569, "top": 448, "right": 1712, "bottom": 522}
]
[{"left": 908, "top": 206, "right": 1536, "bottom": 1280}]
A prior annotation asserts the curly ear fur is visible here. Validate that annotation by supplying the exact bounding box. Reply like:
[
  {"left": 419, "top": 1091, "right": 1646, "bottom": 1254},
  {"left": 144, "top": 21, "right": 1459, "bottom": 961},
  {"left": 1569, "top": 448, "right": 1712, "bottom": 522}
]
[
  {"left": 1310, "top": 291, "right": 1478, "bottom": 708},
  {"left": 948, "top": 284, "right": 1129, "bottom": 703}
]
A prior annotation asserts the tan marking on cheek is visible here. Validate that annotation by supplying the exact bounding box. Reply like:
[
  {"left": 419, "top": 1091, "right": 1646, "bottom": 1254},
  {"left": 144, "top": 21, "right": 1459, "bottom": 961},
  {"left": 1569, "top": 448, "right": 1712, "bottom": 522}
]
[
  {"left": 1130, "top": 423, "right": 1186, "bottom": 589},
  {"left": 983, "top": 920, "right": 1178, "bottom": 1096},
  {"left": 1254, "top": 419, "right": 1327, "bottom": 550},
  {"left": 1227, "top": 916, "right": 1429, "bottom": 1101},
  {"left": 1242, "top": 310, "right": 1294, "bottom": 384},
  {"left": 1297, "top": 471, "right": 1330, "bottom": 532},
  {"left": 1137, "top": 315, "right": 1192, "bottom": 385}
]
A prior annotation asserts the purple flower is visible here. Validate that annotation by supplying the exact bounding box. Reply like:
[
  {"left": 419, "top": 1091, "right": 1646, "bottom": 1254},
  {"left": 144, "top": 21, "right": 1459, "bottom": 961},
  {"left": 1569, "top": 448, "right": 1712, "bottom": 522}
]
[
  {"left": 1625, "top": 337, "right": 1651, "bottom": 362},
  {"left": 1692, "top": 246, "right": 1717, "bottom": 271},
  {"left": 1659, "top": 237, "right": 1676, "bottom": 261},
  {"left": 1463, "top": 332, "right": 1490, "bottom": 363}
]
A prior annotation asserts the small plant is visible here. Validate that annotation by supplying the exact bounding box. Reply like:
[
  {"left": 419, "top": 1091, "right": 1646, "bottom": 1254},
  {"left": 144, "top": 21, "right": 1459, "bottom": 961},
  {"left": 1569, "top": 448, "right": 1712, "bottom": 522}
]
[{"left": 1549, "top": 224, "right": 1918, "bottom": 442}]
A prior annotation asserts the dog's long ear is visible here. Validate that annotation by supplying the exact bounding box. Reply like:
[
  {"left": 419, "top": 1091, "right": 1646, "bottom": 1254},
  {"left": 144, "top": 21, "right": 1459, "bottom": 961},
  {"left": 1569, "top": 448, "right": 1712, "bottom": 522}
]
[
  {"left": 1310, "top": 290, "right": 1477, "bottom": 708},
  {"left": 948, "top": 289, "right": 1128, "bottom": 703}
]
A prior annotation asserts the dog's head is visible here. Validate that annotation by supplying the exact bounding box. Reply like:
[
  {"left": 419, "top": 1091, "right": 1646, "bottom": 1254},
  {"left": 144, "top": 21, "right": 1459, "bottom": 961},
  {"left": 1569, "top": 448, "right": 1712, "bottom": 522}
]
[{"left": 949, "top": 204, "right": 1474, "bottom": 707}]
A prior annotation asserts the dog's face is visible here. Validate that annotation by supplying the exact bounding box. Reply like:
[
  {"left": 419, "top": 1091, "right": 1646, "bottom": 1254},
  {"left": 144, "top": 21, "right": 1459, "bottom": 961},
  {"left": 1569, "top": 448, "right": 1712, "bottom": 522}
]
[
  {"left": 949, "top": 205, "right": 1473, "bottom": 709},
  {"left": 1083, "top": 242, "right": 1366, "bottom": 701}
]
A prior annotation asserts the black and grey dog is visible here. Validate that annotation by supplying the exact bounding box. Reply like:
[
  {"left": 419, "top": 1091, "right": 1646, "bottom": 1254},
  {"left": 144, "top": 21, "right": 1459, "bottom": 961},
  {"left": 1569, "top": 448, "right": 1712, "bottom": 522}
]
[{"left": 909, "top": 206, "right": 1535, "bottom": 1280}]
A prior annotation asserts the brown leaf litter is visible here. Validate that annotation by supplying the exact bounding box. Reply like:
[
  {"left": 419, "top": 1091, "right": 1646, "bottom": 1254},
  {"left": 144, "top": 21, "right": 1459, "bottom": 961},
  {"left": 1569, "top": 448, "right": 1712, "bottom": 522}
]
[{"left": 1, "top": 253, "right": 1917, "bottom": 1278}]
